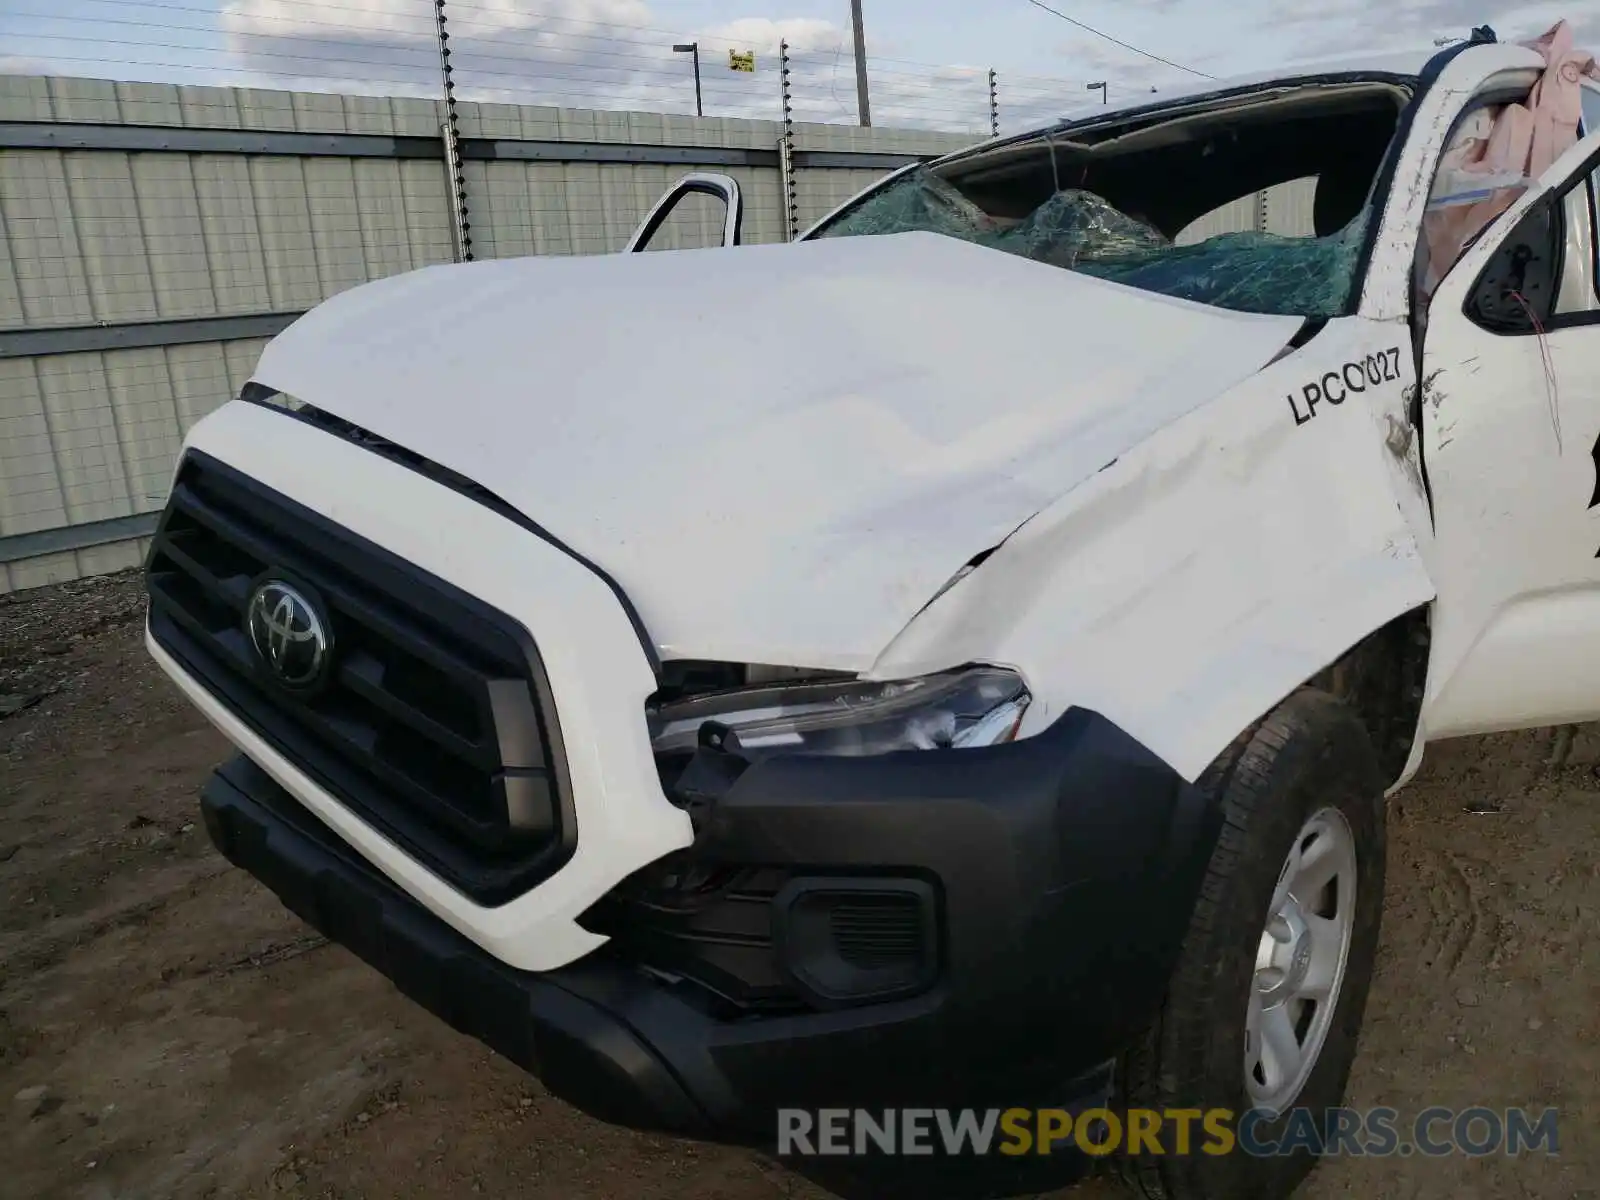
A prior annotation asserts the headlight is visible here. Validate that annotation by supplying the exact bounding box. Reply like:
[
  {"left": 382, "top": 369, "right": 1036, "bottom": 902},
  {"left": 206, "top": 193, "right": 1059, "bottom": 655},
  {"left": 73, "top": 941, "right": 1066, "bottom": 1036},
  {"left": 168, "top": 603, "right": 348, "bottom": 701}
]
[{"left": 647, "top": 666, "right": 1030, "bottom": 760}]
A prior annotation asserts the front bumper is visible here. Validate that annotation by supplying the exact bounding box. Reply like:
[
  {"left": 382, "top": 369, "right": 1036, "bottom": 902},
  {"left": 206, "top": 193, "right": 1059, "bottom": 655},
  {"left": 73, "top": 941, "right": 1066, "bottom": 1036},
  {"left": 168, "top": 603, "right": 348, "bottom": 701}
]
[{"left": 200, "top": 698, "right": 1220, "bottom": 1198}]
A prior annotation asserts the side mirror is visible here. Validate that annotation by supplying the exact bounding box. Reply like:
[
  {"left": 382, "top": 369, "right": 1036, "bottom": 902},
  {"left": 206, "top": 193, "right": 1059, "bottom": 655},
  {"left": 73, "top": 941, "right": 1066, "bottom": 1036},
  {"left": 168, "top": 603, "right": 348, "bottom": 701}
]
[
  {"left": 1464, "top": 200, "right": 1564, "bottom": 333},
  {"left": 625, "top": 172, "right": 744, "bottom": 253}
]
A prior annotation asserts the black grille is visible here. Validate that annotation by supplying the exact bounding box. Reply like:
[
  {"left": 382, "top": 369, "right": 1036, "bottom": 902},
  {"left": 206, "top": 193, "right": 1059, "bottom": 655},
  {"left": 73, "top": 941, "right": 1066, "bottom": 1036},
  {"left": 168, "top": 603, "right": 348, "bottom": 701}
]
[
  {"left": 579, "top": 861, "right": 804, "bottom": 1015},
  {"left": 145, "top": 451, "right": 575, "bottom": 906},
  {"left": 774, "top": 879, "right": 939, "bottom": 1007},
  {"left": 579, "top": 867, "right": 939, "bottom": 1014},
  {"left": 828, "top": 896, "right": 926, "bottom": 969}
]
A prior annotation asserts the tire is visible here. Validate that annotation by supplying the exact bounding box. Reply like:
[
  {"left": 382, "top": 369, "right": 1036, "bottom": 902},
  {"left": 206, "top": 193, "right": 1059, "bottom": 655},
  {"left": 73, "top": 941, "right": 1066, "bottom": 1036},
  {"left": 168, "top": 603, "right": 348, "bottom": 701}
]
[{"left": 1114, "top": 687, "right": 1387, "bottom": 1200}]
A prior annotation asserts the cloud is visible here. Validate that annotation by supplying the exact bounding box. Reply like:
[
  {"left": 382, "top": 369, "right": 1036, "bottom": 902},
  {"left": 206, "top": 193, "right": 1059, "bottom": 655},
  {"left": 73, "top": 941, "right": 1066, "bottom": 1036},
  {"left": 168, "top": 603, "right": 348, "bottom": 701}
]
[
  {"left": 206, "top": 0, "right": 972, "bottom": 131},
  {"left": 1016, "top": 2, "right": 1600, "bottom": 124},
  {"left": 1030, "top": 0, "right": 1600, "bottom": 86},
  {"left": 13, "top": 0, "right": 1598, "bottom": 137},
  {"left": 208, "top": 0, "right": 1041, "bottom": 133},
  {"left": 698, "top": 17, "right": 846, "bottom": 55},
  {"left": 0, "top": 53, "right": 56, "bottom": 75},
  {"left": 1231, "top": 0, "right": 1596, "bottom": 62}
]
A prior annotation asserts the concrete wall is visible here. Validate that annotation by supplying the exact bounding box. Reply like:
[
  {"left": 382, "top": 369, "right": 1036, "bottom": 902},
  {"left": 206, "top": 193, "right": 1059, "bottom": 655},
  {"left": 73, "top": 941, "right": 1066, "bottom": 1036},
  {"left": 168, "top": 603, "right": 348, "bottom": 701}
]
[
  {"left": 1175, "top": 176, "right": 1318, "bottom": 245},
  {"left": 0, "top": 74, "right": 1309, "bottom": 592}
]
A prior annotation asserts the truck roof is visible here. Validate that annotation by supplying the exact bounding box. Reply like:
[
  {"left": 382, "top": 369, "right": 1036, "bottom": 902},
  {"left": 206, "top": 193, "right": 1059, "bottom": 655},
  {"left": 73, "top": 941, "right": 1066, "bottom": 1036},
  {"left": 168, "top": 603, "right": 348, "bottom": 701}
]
[
  {"left": 1129, "top": 46, "right": 1440, "bottom": 113},
  {"left": 919, "top": 44, "right": 1461, "bottom": 173}
]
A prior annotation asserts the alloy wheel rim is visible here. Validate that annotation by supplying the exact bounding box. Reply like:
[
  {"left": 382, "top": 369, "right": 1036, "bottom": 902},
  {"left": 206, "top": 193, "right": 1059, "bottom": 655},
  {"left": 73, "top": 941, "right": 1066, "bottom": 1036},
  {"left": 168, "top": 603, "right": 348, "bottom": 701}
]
[{"left": 1244, "top": 806, "right": 1358, "bottom": 1115}]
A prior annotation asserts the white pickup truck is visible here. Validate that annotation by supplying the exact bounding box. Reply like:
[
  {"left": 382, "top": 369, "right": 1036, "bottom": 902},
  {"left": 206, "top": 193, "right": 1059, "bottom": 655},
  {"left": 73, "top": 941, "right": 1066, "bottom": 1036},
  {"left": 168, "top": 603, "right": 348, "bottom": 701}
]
[{"left": 145, "top": 31, "right": 1600, "bottom": 1200}]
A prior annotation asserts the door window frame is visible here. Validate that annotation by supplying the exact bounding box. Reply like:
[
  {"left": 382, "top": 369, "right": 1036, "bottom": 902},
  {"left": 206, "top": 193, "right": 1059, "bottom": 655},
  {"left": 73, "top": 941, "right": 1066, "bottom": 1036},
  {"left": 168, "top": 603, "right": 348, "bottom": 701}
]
[{"left": 624, "top": 172, "right": 743, "bottom": 253}]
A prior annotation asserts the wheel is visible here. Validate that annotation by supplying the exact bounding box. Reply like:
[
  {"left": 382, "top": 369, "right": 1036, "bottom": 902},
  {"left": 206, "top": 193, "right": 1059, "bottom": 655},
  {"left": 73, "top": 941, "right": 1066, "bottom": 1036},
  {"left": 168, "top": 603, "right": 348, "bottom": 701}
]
[{"left": 1115, "top": 687, "right": 1387, "bottom": 1200}]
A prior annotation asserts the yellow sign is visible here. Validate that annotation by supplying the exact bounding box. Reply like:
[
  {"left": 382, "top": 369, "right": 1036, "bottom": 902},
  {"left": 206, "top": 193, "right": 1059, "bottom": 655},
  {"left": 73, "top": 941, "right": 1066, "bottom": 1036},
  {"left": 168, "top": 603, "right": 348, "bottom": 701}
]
[{"left": 729, "top": 50, "right": 755, "bottom": 72}]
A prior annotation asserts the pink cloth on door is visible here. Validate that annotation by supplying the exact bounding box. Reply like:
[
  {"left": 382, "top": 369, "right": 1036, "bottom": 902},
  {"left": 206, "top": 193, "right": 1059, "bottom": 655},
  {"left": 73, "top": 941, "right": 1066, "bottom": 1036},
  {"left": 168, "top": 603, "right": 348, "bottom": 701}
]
[{"left": 1419, "top": 20, "right": 1599, "bottom": 296}]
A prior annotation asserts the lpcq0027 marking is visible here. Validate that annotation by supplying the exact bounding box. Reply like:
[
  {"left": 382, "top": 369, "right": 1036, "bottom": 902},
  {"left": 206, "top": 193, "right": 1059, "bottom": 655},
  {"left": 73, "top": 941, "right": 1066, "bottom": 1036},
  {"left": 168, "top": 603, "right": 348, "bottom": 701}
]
[{"left": 1288, "top": 347, "right": 1403, "bottom": 426}]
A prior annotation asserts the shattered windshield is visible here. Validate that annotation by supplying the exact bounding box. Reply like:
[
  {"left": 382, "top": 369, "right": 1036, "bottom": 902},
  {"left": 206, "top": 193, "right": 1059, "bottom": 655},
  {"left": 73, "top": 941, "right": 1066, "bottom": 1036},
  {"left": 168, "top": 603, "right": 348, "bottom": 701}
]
[{"left": 811, "top": 164, "right": 1371, "bottom": 321}]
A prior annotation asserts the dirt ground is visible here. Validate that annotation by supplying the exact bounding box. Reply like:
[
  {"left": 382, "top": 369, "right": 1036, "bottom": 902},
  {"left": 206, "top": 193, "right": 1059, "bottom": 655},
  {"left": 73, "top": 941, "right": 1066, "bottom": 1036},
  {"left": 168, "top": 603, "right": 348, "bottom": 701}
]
[{"left": 1, "top": 569, "right": 1596, "bottom": 1200}]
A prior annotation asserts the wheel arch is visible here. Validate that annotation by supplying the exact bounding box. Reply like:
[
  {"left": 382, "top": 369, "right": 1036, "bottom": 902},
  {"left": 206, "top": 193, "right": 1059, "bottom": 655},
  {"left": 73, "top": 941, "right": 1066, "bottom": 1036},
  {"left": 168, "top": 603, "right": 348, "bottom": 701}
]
[{"left": 1306, "top": 602, "right": 1432, "bottom": 791}]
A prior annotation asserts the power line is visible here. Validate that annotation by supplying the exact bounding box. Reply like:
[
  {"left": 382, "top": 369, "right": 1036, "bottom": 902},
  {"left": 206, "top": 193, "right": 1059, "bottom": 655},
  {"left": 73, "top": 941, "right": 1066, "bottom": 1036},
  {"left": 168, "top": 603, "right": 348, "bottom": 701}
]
[
  {"left": 4, "top": 28, "right": 993, "bottom": 107},
  {"left": 0, "top": 0, "right": 1124, "bottom": 132},
  {"left": 1021, "top": 0, "right": 1215, "bottom": 79},
  {"left": 42, "top": 0, "right": 1183, "bottom": 84}
]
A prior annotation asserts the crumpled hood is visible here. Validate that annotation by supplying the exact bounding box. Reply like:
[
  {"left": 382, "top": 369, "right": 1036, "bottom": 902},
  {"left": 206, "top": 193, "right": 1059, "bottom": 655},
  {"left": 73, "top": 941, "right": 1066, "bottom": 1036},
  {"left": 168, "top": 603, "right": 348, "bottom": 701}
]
[{"left": 252, "top": 231, "right": 1303, "bottom": 669}]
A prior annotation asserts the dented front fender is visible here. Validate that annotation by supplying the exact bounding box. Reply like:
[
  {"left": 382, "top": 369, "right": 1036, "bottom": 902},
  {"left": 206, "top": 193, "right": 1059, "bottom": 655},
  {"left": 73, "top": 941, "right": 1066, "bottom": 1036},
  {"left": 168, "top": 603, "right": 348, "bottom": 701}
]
[{"left": 870, "top": 316, "right": 1438, "bottom": 785}]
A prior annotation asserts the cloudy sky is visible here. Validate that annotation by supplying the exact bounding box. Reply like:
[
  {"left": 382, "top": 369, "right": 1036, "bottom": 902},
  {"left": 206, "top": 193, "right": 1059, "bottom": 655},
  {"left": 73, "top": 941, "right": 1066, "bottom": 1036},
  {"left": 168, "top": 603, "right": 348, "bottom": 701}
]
[{"left": 2, "top": 0, "right": 1596, "bottom": 132}]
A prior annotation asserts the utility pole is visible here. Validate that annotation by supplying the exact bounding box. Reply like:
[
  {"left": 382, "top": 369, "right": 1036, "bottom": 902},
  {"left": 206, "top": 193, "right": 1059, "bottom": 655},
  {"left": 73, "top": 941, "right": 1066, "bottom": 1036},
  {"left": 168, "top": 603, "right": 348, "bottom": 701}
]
[{"left": 850, "top": 0, "right": 872, "bottom": 126}]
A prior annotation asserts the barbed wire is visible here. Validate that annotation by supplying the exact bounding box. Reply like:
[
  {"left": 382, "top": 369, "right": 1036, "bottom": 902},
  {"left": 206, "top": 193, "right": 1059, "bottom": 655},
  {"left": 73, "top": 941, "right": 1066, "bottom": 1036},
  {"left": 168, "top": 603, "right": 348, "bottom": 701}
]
[{"left": 0, "top": 0, "right": 1151, "bottom": 132}]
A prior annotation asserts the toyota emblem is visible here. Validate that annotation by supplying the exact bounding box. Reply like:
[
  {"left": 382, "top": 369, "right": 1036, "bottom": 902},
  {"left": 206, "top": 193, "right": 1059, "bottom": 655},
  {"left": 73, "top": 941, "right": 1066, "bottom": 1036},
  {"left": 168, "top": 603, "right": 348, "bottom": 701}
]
[{"left": 246, "top": 578, "right": 331, "bottom": 689}]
